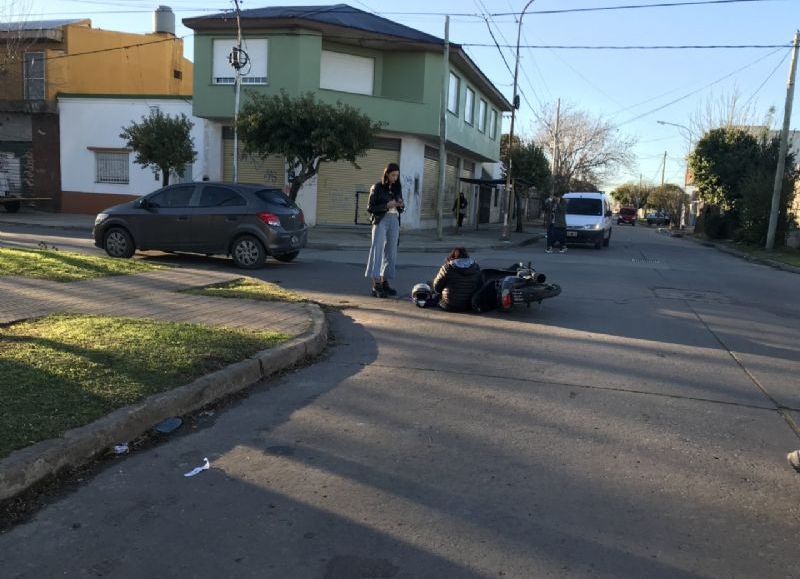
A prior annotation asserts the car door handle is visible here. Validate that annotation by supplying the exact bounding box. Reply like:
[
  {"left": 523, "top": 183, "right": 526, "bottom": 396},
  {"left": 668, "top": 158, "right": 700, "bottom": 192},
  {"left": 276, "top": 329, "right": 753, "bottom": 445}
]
[
  {"left": 225, "top": 216, "right": 238, "bottom": 222},
  {"left": 177, "top": 215, "right": 189, "bottom": 221}
]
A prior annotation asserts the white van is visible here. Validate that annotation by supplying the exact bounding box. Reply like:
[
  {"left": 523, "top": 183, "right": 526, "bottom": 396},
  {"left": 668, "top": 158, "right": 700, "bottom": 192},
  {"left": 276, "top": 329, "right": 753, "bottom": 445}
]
[{"left": 563, "top": 191, "right": 613, "bottom": 249}]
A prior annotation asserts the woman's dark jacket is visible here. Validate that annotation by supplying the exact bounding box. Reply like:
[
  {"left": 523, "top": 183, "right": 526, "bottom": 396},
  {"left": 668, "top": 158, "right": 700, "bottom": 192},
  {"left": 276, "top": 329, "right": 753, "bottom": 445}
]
[
  {"left": 367, "top": 181, "right": 404, "bottom": 225},
  {"left": 432, "top": 257, "right": 481, "bottom": 312}
]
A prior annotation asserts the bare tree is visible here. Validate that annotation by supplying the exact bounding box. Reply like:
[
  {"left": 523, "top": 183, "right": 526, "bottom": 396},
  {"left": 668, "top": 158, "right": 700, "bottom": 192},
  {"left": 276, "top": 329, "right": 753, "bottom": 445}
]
[
  {"left": 0, "top": 0, "right": 36, "bottom": 82},
  {"left": 688, "top": 87, "right": 775, "bottom": 143},
  {"left": 535, "top": 101, "right": 636, "bottom": 193}
]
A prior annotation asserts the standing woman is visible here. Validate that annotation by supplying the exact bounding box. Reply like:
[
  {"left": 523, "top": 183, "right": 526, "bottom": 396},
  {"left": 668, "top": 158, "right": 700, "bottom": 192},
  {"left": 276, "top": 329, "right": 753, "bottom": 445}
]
[{"left": 365, "top": 162, "right": 404, "bottom": 297}]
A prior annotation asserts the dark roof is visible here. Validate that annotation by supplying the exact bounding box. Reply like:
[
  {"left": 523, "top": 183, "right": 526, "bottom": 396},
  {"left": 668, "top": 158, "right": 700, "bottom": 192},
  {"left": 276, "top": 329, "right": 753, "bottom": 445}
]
[
  {"left": 185, "top": 4, "right": 441, "bottom": 45},
  {"left": 0, "top": 18, "right": 86, "bottom": 32},
  {"left": 183, "top": 4, "right": 511, "bottom": 111}
]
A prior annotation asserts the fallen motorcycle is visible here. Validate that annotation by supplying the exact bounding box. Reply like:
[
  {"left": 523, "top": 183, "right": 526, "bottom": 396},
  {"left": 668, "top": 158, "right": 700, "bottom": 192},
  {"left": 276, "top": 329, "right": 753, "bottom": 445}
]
[
  {"left": 472, "top": 262, "right": 562, "bottom": 313},
  {"left": 412, "top": 262, "right": 561, "bottom": 313}
]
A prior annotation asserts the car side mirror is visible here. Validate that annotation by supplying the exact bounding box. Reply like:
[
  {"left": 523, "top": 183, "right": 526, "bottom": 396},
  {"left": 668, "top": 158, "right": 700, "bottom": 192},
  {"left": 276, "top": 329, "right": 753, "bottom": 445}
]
[
  {"left": 605, "top": 210, "right": 612, "bottom": 217},
  {"left": 138, "top": 198, "right": 150, "bottom": 209}
]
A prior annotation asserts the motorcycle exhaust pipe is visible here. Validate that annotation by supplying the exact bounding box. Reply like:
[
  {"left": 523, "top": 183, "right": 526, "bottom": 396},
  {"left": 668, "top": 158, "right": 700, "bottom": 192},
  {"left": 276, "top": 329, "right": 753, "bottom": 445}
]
[{"left": 531, "top": 272, "right": 546, "bottom": 284}]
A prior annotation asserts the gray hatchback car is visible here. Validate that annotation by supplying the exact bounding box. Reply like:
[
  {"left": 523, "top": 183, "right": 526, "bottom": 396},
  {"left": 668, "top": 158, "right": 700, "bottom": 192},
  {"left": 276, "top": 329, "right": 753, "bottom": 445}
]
[{"left": 93, "top": 182, "right": 308, "bottom": 268}]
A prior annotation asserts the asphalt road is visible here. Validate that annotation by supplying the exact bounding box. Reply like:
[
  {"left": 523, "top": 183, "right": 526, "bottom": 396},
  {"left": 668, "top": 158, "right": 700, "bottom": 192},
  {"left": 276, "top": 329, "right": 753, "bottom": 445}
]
[{"left": 1, "top": 224, "right": 799, "bottom": 578}]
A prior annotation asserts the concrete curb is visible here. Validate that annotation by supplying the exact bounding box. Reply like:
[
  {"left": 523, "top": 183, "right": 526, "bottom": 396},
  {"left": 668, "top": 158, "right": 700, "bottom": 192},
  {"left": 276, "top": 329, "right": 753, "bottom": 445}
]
[
  {"left": 0, "top": 304, "right": 328, "bottom": 503},
  {"left": 686, "top": 235, "right": 800, "bottom": 275}
]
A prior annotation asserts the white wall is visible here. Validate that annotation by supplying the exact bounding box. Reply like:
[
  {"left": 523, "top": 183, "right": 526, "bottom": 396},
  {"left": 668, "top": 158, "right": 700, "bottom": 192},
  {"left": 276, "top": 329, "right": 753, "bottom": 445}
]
[
  {"left": 398, "top": 136, "right": 425, "bottom": 229},
  {"left": 59, "top": 97, "right": 206, "bottom": 197}
]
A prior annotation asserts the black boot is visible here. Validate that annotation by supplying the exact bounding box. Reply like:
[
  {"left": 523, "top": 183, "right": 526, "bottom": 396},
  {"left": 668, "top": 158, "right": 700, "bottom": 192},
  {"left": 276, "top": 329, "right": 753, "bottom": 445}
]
[
  {"left": 382, "top": 280, "right": 398, "bottom": 296},
  {"left": 371, "top": 280, "right": 386, "bottom": 298}
]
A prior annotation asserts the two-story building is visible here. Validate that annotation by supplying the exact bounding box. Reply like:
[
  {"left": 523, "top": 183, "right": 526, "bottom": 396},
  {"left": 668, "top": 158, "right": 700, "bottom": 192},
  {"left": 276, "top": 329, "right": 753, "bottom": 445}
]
[
  {"left": 0, "top": 8, "right": 193, "bottom": 212},
  {"left": 183, "top": 4, "right": 511, "bottom": 228}
]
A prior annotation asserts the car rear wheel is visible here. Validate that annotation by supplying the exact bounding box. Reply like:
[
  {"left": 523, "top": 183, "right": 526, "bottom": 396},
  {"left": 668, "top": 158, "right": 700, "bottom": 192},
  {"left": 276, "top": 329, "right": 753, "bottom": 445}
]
[
  {"left": 104, "top": 227, "right": 135, "bottom": 258},
  {"left": 231, "top": 235, "right": 266, "bottom": 269},
  {"left": 273, "top": 251, "right": 299, "bottom": 263}
]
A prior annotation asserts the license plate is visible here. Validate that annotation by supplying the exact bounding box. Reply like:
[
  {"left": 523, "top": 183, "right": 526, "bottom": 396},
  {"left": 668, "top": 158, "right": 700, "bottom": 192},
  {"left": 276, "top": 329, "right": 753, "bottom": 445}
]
[{"left": 566, "top": 231, "right": 578, "bottom": 237}]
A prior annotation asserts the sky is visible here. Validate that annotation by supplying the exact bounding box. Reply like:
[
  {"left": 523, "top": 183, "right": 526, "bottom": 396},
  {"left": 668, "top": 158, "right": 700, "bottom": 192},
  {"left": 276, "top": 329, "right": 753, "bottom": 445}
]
[{"left": 8, "top": 0, "right": 799, "bottom": 191}]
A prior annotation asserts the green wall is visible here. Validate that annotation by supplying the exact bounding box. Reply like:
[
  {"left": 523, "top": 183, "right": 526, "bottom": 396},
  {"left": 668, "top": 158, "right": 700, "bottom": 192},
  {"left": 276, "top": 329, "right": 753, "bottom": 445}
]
[{"left": 191, "top": 29, "right": 503, "bottom": 161}]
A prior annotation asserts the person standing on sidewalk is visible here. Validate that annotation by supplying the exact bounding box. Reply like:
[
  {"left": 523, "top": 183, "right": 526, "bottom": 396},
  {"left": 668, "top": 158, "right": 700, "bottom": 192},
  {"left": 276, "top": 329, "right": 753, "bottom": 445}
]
[
  {"left": 452, "top": 192, "right": 468, "bottom": 228},
  {"left": 545, "top": 193, "right": 568, "bottom": 254},
  {"left": 365, "top": 162, "right": 404, "bottom": 298}
]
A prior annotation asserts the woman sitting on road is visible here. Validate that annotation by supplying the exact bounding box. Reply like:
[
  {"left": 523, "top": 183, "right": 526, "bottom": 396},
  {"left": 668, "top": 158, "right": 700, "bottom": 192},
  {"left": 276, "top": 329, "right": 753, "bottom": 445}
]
[{"left": 432, "top": 247, "right": 482, "bottom": 312}]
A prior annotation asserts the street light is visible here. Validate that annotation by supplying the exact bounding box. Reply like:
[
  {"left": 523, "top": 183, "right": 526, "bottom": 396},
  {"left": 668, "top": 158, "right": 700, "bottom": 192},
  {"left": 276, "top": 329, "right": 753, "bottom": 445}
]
[
  {"left": 656, "top": 120, "right": 695, "bottom": 228},
  {"left": 501, "top": 0, "right": 536, "bottom": 240}
]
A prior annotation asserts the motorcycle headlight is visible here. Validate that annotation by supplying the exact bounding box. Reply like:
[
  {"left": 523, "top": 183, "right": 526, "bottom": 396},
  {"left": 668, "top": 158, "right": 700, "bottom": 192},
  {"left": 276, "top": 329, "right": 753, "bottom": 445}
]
[{"left": 95, "top": 213, "right": 109, "bottom": 225}]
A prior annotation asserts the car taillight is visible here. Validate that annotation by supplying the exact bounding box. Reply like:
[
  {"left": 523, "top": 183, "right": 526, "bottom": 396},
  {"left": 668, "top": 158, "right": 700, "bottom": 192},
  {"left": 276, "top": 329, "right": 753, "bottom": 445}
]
[
  {"left": 257, "top": 212, "right": 281, "bottom": 227},
  {"left": 501, "top": 289, "right": 513, "bottom": 309},
  {"left": 298, "top": 211, "right": 305, "bottom": 224}
]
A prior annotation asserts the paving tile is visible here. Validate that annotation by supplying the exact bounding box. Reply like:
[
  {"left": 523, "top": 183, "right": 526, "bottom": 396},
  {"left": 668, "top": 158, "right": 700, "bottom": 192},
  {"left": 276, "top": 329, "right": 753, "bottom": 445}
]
[{"left": 0, "top": 267, "right": 310, "bottom": 338}]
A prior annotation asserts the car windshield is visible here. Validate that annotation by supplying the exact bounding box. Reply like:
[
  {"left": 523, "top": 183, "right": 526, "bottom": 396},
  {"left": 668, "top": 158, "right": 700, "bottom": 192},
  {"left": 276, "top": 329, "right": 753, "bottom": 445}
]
[
  {"left": 566, "top": 198, "right": 602, "bottom": 216},
  {"left": 620, "top": 208, "right": 635, "bottom": 215},
  {"left": 254, "top": 189, "right": 295, "bottom": 208}
]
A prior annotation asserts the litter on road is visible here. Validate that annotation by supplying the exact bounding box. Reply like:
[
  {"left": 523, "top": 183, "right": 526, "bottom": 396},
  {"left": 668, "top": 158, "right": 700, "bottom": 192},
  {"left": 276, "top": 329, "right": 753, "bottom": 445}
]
[{"left": 183, "top": 458, "right": 210, "bottom": 478}]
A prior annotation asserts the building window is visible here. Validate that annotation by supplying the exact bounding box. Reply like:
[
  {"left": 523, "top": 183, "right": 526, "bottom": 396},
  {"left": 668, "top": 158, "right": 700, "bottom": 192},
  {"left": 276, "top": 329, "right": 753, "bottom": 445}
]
[
  {"left": 24, "top": 52, "right": 45, "bottom": 100},
  {"left": 212, "top": 38, "right": 268, "bottom": 85},
  {"left": 95, "top": 151, "right": 129, "bottom": 184},
  {"left": 478, "top": 99, "right": 487, "bottom": 133},
  {"left": 320, "top": 50, "right": 374, "bottom": 95},
  {"left": 447, "top": 72, "right": 460, "bottom": 114},
  {"left": 464, "top": 87, "right": 475, "bottom": 125},
  {"left": 173, "top": 69, "right": 183, "bottom": 80},
  {"left": 489, "top": 109, "right": 498, "bottom": 139}
]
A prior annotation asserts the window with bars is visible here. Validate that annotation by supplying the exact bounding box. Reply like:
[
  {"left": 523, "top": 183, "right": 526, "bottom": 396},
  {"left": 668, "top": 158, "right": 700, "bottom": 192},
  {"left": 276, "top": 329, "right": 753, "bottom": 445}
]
[
  {"left": 24, "top": 52, "right": 45, "bottom": 100},
  {"left": 95, "top": 151, "right": 129, "bottom": 184}
]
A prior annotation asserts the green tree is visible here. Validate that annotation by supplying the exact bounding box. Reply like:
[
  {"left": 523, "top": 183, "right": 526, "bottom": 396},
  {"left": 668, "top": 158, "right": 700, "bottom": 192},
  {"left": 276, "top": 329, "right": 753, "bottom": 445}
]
[
  {"left": 120, "top": 110, "right": 196, "bottom": 186},
  {"left": 648, "top": 183, "right": 686, "bottom": 226},
  {"left": 611, "top": 182, "right": 651, "bottom": 212},
  {"left": 237, "top": 91, "right": 383, "bottom": 201},
  {"left": 689, "top": 128, "right": 796, "bottom": 243},
  {"left": 501, "top": 134, "right": 552, "bottom": 231},
  {"left": 688, "top": 127, "right": 760, "bottom": 211}
]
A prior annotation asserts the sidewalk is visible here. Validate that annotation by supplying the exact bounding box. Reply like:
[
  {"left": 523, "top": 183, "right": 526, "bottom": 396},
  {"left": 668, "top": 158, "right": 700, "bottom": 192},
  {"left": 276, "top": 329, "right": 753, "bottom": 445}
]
[
  {"left": 0, "top": 265, "right": 328, "bottom": 502},
  {"left": 0, "top": 209, "right": 546, "bottom": 252}
]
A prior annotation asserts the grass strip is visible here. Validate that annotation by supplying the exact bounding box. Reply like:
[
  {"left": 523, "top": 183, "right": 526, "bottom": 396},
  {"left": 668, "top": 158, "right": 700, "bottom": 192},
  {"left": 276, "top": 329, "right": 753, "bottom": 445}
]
[
  {"left": 0, "top": 314, "right": 288, "bottom": 458},
  {"left": 184, "top": 277, "right": 306, "bottom": 303},
  {"left": 716, "top": 240, "right": 800, "bottom": 268},
  {"left": 0, "top": 248, "right": 161, "bottom": 282}
]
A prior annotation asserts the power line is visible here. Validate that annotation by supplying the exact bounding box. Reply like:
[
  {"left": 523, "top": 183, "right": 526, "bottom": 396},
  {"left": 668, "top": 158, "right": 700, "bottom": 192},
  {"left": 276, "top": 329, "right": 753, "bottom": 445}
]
[
  {"left": 489, "top": 0, "right": 779, "bottom": 16},
  {"left": 7, "top": 0, "right": 780, "bottom": 20},
  {"left": 463, "top": 43, "right": 791, "bottom": 50},
  {"left": 742, "top": 48, "right": 791, "bottom": 109},
  {"left": 617, "top": 47, "right": 785, "bottom": 127}
]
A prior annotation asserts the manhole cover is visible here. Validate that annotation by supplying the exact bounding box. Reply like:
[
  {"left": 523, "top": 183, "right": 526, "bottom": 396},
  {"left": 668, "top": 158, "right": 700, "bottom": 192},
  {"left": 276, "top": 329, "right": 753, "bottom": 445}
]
[{"left": 653, "top": 287, "right": 731, "bottom": 303}]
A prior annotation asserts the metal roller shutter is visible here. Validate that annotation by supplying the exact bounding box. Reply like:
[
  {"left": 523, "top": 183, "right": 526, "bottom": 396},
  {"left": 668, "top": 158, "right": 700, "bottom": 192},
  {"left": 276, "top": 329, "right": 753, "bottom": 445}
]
[
  {"left": 222, "top": 139, "right": 285, "bottom": 187},
  {"left": 421, "top": 157, "right": 439, "bottom": 220},
  {"left": 444, "top": 155, "right": 458, "bottom": 215},
  {"left": 316, "top": 140, "right": 400, "bottom": 225}
]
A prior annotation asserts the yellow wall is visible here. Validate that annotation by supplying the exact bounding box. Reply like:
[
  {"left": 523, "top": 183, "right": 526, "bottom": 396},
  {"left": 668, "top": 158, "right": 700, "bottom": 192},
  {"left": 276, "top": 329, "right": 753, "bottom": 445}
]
[{"left": 46, "top": 23, "right": 192, "bottom": 99}]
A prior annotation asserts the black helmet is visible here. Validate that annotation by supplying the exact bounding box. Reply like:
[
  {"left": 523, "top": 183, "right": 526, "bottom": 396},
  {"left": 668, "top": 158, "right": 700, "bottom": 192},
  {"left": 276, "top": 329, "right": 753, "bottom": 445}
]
[{"left": 411, "top": 283, "right": 433, "bottom": 307}]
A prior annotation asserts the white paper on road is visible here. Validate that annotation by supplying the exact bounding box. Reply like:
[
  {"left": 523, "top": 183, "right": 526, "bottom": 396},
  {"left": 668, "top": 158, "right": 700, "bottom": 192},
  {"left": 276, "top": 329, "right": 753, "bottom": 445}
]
[{"left": 183, "top": 457, "right": 210, "bottom": 477}]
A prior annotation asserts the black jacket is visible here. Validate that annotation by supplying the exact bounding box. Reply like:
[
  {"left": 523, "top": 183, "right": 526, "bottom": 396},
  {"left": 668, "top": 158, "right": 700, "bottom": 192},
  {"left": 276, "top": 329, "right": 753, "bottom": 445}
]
[
  {"left": 432, "top": 257, "right": 481, "bottom": 312},
  {"left": 367, "top": 181, "right": 404, "bottom": 225}
]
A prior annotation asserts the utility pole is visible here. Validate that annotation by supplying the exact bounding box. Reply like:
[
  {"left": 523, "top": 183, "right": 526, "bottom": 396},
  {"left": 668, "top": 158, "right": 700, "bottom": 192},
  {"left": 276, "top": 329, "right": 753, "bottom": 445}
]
[
  {"left": 661, "top": 151, "right": 667, "bottom": 187},
  {"left": 551, "top": 97, "right": 560, "bottom": 198},
  {"left": 766, "top": 30, "right": 799, "bottom": 250},
  {"left": 231, "top": 0, "right": 245, "bottom": 183},
  {"left": 501, "top": 0, "right": 536, "bottom": 240},
  {"left": 436, "top": 16, "right": 449, "bottom": 241}
]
